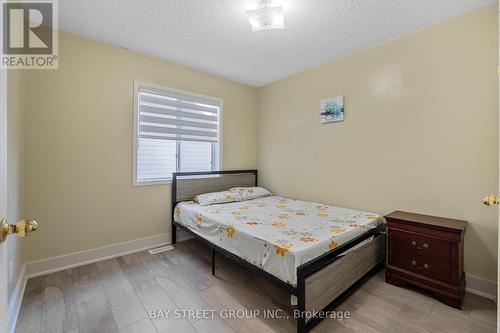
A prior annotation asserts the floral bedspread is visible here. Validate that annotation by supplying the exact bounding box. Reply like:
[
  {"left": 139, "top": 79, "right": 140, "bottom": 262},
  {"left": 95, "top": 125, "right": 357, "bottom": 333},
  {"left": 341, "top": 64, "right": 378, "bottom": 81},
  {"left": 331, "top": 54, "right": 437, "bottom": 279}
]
[{"left": 174, "top": 196, "right": 385, "bottom": 286}]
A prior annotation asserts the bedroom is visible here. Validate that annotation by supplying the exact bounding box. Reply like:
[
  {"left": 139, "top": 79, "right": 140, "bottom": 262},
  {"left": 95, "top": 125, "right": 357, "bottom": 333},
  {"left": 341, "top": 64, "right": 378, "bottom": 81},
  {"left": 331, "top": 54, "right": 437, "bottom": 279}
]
[{"left": 0, "top": 0, "right": 498, "bottom": 332}]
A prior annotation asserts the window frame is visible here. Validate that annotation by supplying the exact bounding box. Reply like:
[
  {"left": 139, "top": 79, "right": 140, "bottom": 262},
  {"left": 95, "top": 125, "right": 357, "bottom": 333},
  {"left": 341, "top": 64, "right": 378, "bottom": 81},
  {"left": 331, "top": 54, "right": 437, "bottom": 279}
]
[{"left": 133, "top": 81, "right": 223, "bottom": 186}]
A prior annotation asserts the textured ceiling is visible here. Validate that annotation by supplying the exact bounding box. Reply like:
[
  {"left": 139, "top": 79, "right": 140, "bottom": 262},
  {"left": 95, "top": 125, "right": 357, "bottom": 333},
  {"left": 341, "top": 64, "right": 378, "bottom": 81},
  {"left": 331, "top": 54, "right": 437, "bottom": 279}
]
[{"left": 58, "top": 0, "right": 495, "bottom": 86}]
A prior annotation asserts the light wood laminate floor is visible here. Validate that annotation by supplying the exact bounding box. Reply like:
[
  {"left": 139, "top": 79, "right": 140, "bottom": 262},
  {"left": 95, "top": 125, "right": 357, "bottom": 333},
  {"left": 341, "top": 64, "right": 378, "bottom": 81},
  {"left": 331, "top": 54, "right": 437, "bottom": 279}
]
[{"left": 16, "top": 239, "right": 496, "bottom": 333}]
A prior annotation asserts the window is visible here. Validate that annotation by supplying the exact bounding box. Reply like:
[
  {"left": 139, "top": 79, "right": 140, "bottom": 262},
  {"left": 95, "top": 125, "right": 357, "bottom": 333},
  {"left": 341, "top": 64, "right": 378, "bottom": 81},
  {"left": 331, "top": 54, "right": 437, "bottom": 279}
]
[{"left": 133, "top": 82, "right": 221, "bottom": 185}]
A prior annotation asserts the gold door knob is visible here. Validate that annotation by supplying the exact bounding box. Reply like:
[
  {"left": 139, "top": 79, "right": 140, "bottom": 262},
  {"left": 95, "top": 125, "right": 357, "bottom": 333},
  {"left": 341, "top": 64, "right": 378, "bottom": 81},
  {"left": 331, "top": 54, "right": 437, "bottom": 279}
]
[
  {"left": 483, "top": 194, "right": 499, "bottom": 206},
  {"left": 0, "top": 219, "right": 38, "bottom": 243}
]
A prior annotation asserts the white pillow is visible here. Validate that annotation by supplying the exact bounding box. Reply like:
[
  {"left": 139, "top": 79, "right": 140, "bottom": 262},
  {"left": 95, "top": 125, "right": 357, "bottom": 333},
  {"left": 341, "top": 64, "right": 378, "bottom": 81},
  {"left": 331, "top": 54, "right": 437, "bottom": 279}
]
[
  {"left": 194, "top": 191, "right": 240, "bottom": 206},
  {"left": 229, "top": 187, "right": 272, "bottom": 201}
]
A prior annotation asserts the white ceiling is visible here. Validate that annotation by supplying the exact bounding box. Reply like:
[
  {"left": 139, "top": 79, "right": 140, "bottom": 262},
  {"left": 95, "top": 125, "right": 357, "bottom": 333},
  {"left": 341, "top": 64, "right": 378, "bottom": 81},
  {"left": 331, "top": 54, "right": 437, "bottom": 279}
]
[{"left": 58, "top": 0, "right": 495, "bottom": 87}]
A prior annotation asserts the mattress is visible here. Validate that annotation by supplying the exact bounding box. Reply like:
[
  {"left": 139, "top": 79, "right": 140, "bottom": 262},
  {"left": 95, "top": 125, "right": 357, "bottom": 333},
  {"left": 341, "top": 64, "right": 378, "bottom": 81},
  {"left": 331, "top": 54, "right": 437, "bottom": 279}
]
[{"left": 174, "top": 195, "right": 385, "bottom": 286}]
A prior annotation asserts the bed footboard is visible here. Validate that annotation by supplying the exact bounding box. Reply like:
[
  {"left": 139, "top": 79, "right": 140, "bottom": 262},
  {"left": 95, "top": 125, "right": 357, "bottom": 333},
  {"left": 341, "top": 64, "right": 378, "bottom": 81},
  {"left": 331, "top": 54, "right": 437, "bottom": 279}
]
[
  {"left": 296, "top": 231, "right": 386, "bottom": 333},
  {"left": 305, "top": 233, "right": 385, "bottom": 312}
]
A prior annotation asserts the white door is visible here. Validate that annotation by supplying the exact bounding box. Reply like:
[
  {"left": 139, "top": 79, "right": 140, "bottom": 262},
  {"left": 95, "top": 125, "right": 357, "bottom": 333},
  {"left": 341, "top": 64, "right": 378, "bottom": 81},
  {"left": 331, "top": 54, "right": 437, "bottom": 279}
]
[
  {"left": 0, "top": 55, "right": 8, "bottom": 333},
  {"left": 0, "top": 0, "right": 9, "bottom": 330},
  {"left": 496, "top": 3, "right": 500, "bottom": 328}
]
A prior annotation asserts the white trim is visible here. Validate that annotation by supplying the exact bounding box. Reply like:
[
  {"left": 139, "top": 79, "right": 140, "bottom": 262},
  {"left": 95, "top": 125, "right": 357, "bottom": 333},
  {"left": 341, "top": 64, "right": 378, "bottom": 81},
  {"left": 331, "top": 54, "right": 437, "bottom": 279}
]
[
  {"left": 26, "top": 231, "right": 192, "bottom": 278},
  {"left": 7, "top": 264, "right": 27, "bottom": 333},
  {"left": 132, "top": 80, "right": 140, "bottom": 186},
  {"left": 218, "top": 98, "right": 224, "bottom": 170},
  {"left": 133, "top": 179, "right": 173, "bottom": 187},
  {"left": 132, "top": 80, "right": 223, "bottom": 187},
  {"left": 466, "top": 273, "right": 497, "bottom": 301}
]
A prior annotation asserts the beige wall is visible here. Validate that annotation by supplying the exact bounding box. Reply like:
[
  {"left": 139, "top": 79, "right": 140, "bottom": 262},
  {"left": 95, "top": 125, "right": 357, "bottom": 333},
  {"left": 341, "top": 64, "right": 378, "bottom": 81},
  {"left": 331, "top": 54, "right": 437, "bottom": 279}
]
[
  {"left": 6, "top": 70, "right": 26, "bottom": 299},
  {"left": 258, "top": 6, "right": 498, "bottom": 281},
  {"left": 24, "top": 32, "right": 258, "bottom": 262}
]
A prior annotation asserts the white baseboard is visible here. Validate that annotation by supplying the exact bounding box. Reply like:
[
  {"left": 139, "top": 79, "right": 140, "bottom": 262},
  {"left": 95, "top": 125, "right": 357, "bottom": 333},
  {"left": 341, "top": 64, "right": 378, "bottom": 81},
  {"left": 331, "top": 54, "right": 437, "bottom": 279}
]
[
  {"left": 466, "top": 273, "right": 497, "bottom": 301},
  {"left": 8, "top": 263, "right": 27, "bottom": 333},
  {"left": 26, "top": 230, "right": 192, "bottom": 278}
]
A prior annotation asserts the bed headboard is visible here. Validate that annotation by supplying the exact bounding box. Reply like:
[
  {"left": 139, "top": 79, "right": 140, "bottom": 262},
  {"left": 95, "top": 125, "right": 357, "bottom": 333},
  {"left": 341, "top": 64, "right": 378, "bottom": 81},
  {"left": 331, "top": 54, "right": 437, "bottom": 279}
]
[{"left": 172, "top": 169, "right": 258, "bottom": 209}]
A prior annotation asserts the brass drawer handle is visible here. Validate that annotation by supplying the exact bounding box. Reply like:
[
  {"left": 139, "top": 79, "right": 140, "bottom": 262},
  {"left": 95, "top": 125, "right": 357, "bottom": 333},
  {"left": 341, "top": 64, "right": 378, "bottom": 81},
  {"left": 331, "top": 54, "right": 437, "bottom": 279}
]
[
  {"left": 411, "top": 260, "right": 429, "bottom": 270},
  {"left": 417, "top": 243, "right": 429, "bottom": 250},
  {"left": 411, "top": 240, "right": 429, "bottom": 250}
]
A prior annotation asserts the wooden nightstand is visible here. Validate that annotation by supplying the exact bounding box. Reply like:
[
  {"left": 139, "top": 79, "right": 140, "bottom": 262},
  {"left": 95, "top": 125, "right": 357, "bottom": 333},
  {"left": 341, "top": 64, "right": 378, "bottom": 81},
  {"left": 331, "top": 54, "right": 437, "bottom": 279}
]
[{"left": 385, "top": 210, "right": 467, "bottom": 309}]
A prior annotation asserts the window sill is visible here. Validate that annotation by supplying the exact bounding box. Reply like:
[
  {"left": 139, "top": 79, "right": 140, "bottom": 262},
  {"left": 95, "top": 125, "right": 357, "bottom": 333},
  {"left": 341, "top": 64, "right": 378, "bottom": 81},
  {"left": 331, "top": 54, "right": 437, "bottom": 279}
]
[{"left": 133, "top": 179, "right": 172, "bottom": 187}]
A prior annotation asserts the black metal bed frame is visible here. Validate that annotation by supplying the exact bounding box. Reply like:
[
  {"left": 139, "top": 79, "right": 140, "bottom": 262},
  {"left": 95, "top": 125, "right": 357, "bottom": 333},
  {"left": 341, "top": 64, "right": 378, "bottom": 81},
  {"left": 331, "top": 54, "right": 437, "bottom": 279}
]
[{"left": 171, "top": 169, "right": 384, "bottom": 333}]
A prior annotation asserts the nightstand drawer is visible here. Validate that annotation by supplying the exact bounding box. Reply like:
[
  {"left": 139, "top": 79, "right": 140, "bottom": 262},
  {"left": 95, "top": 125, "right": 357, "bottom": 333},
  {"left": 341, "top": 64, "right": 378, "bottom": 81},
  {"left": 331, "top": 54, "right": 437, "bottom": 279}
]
[
  {"left": 393, "top": 251, "right": 450, "bottom": 283},
  {"left": 393, "top": 230, "right": 450, "bottom": 261}
]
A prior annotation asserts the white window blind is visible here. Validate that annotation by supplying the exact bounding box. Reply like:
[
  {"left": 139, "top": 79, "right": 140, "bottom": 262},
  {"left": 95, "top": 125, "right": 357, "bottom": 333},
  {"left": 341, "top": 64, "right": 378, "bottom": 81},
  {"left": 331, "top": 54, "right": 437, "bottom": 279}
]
[{"left": 135, "top": 85, "right": 221, "bottom": 184}]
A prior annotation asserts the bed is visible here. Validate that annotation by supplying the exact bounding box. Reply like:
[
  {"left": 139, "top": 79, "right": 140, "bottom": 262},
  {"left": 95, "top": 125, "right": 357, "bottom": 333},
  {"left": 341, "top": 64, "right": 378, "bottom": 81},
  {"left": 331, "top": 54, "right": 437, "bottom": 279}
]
[{"left": 171, "top": 170, "right": 386, "bottom": 333}]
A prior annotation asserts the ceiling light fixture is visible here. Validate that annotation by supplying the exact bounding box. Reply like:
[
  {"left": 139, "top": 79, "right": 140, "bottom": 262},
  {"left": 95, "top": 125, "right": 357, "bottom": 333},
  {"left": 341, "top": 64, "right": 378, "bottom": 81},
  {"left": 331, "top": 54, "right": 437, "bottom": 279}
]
[{"left": 246, "top": 0, "right": 285, "bottom": 32}]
